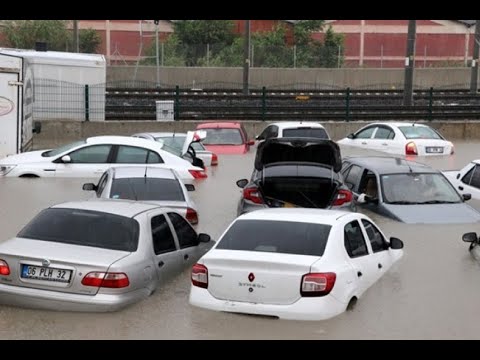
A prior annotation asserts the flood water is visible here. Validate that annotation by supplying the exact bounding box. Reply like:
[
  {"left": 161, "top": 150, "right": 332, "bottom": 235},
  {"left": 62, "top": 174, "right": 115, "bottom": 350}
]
[{"left": 1, "top": 142, "right": 480, "bottom": 339}]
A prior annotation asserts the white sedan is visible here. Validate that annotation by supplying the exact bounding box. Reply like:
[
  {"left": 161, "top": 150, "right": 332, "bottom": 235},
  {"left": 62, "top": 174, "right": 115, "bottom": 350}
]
[
  {"left": 189, "top": 208, "right": 404, "bottom": 321},
  {"left": 83, "top": 166, "right": 200, "bottom": 225},
  {"left": 443, "top": 160, "right": 480, "bottom": 200},
  {"left": 337, "top": 122, "right": 454, "bottom": 156},
  {"left": 0, "top": 136, "right": 207, "bottom": 183}
]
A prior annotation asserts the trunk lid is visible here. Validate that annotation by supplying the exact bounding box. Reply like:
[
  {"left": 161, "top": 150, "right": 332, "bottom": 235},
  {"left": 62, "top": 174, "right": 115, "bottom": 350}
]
[
  {"left": 203, "top": 250, "right": 320, "bottom": 305},
  {"left": 410, "top": 139, "right": 453, "bottom": 156},
  {"left": 254, "top": 138, "right": 342, "bottom": 172},
  {"left": 0, "top": 237, "right": 131, "bottom": 295}
]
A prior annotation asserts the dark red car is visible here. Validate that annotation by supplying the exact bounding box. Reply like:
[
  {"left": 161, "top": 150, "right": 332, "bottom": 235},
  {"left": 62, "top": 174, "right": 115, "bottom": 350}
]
[{"left": 195, "top": 122, "right": 255, "bottom": 155}]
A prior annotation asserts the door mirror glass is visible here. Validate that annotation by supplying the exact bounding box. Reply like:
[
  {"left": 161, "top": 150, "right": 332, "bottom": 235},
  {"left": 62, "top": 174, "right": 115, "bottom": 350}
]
[
  {"left": 61, "top": 155, "right": 72, "bottom": 163},
  {"left": 247, "top": 140, "right": 255, "bottom": 146},
  {"left": 462, "top": 193, "right": 472, "bottom": 201},
  {"left": 389, "top": 237, "right": 404, "bottom": 249},
  {"left": 456, "top": 173, "right": 460, "bottom": 179},
  {"left": 198, "top": 233, "right": 211, "bottom": 243},
  {"left": 347, "top": 133, "right": 355, "bottom": 139},
  {"left": 462, "top": 232, "right": 478, "bottom": 243},
  {"left": 82, "top": 183, "right": 97, "bottom": 191},
  {"left": 236, "top": 179, "right": 249, "bottom": 188}
]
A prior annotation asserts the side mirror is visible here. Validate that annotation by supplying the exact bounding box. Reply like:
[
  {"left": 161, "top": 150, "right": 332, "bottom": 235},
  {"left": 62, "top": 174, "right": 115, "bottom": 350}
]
[
  {"left": 462, "top": 232, "right": 478, "bottom": 243},
  {"left": 198, "top": 233, "right": 211, "bottom": 243},
  {"left": 61, "top": 155, "right": 72, "bottom": 163},
  {"left": 347, "top": 133, "right": 355, "bottom": 139},
  {"left": 462, "top": 193, "right": 472, "bottom": 201},
  {"left": 185, "top": 184, "right": 195, "bottom": 192},
  {"left": 247, "top": 140, "right": 255, "bottom": 146},
  {"left": 33, "top": 121, "right": 42, "bottom": 134},
  {"left": 456, "top": 173, "right": 460, "bottom": 179},
  {"left": 389, "top": 237, "right": 404, "bottom": 249},
  {"left": 236, "top": 179, "right": 249, "bottom": 188},
  {"left": 357, "top": 193, "right": 378, "bottom": 205},
  {"left": 82, "top": 183, "right": 97, "bottom": 191}
]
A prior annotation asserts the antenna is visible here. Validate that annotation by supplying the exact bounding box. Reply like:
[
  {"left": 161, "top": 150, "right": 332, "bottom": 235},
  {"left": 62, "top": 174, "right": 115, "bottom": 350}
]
[{"left": 144, "top": 166, "right": 148, "bottom": 182}]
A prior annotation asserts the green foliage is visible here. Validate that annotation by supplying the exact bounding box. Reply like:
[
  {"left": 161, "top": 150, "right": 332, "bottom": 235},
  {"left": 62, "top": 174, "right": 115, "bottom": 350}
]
[
  {"left": 1, "top": 20, "right": 69, "bottom": 51},
  {"left": 294, "top": 20, "right": 325, "bottom": 45},
  {"left": 79, "top": 28, "right": 101, "bottom": 54},
  {"left": 141, "top": 34, "right": 186, "bottom": 66}
]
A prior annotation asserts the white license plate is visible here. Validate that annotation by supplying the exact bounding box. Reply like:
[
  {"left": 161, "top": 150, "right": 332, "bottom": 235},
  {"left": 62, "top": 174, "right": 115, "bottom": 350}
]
[
  {"left": 21, "top": 264, "right": 72, "bottom": 283},
  {"left": 426, "top": 147, "right": 444, "bottom": 154}
]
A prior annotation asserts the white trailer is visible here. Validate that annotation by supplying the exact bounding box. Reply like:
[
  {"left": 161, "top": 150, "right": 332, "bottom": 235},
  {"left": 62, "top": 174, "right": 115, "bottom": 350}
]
[{"left": 0, "top": 52, "right": 39, "bottom": 158}]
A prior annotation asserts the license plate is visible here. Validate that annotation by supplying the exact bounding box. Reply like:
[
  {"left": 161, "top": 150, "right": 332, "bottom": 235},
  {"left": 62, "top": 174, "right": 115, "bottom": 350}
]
[
  {"left": 426, "top": 147, "right": 444, "bottom": 154},
  {"left": 21, "top": 264, "right": 72, "bottom": 283}
]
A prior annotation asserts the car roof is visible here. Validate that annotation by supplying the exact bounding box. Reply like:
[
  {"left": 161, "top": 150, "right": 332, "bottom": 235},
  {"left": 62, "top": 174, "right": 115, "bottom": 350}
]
[
  {"left": 51, "top": 200, "right": 162, "bottom": 218},
  {"left": 136, "top": 132, "right": 187, "bottom": 137},
  {"left": 365, "top": 122, "right": 430, "bottom": 128},
  {"left": 86, "top": 135, "right": 164, "bottom": 148},
  {"left": 196, "top": 122, "right": 243, "bottom": 129},
  {"left": 269, "top": 121, "right": 326, "bottom": 130},
  {"left": 343, "top": 156, "right": 437, "bottom": 174},
  {"left": 111, "top": 166, "right": 177, "bottom": 180},
  {"left": 236, "top": 208, "right": 353, "bottom": 225}
]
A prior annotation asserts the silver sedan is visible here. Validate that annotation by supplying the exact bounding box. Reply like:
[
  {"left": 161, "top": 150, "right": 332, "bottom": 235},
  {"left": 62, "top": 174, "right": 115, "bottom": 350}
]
[{"left": 0, "top": 200, "right": 213, "bottom": 312}]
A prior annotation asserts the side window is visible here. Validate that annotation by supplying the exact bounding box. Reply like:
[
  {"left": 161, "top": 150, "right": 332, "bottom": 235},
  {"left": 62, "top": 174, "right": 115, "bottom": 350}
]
[
  {"left": 168, "top": 212, "right": 198, "bottom": 249},
  {"left": 270, "top": 125, "right": 279, "bottom": 138},
  {"left": 96, "top": 172, "right": 108, "bottom": 197},
  {"left": 68, "top": 145, "right": 112, "bottom": 163},
  {"left": 147, "top": 151, "right": 163, "bottom": 164},
  {"left": 151, "top": 214, "right": 177, "bottom": 254},
  {"left": 344, "top": 165, "right": 362, "bottom": 190},
  {"left": 355, "top": 127, "right": 376, "bottom": 139},
  {"left": 470, "top": 165, "right": 480, "bottom": 189},
  {"left": 461, "top": 166, "right": 475, "bottom": 185},
  {"left": 374, "top": 127, "right": 395, "bottom": 140},
  {"left": 344, "top": 220, "right": 369, "bottom": 258},
  {"left": 361, "top": 219, "right": 389, "bottom": 252},
  {"left": 116, "top": 146, "right": 149, "bottom": 164},
  {"left": 359, "top": 170, "right": 378, "bottom": 198},
  {"left": 258, "top": 126, "right": 270, "bottom": 140}
]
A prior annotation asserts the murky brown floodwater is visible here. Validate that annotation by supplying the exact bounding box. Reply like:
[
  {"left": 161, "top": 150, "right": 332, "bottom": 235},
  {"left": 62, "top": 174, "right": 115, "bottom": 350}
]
[{"left": 2, "top": 142, "right": 480, "bottom": 339}]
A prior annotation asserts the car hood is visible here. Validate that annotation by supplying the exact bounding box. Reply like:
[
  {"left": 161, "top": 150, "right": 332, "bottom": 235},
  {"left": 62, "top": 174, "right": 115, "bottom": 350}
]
[
  {"left": 203, "top": 144, "right": 247, "bottom": 154},
  {"left": 383, "top": 203, "right": 480, "bottom": 224},
  {"left": 254, "top": 138, "right": 342, "bottom": 172},
  {"left": 0, "top": 150, "right": 52, "bottom": 164}
]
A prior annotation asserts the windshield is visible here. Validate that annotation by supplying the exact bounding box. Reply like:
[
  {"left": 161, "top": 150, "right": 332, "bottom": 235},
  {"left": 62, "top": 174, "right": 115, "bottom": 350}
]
[
  {"left": 282, "top": 128, "right": 329, "bottom": 139},
  {"left": 41, "top": 140, "right": 86, "bottom": 157},
  {"left": 216, "top": 219, "right": 331, "bottom": 256},
  {"left": 381, "top": 173, "right": 461, "bottom": 204},
  {"left": 18, "top": 208, "right": 139, "bottom": 252},
  {"left": 110, "top": 178, "right": 185, "bottom": 201},
  {"left": 398, "top": 126, "right": 443, "bottom": 140},
  {"left": 202, "top": 128, "right": 244, "bottom": 145}
]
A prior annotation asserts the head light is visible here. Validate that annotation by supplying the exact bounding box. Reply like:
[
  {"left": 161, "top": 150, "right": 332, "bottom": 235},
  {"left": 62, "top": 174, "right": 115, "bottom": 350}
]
[{"left": 0, "top": 165, "right": 16, "bottom": 176}]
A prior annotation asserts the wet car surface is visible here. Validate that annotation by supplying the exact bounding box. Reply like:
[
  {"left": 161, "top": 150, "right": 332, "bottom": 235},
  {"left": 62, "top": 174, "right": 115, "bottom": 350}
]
[{"left": 2, "top": 142, "right": 480, "bottom": 339}]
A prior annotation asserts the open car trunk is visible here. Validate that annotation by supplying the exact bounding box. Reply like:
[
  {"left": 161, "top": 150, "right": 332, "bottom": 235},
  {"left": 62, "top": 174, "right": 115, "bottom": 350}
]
[{"left": 259, "top": 164, "right": 340, "bottom": 208}]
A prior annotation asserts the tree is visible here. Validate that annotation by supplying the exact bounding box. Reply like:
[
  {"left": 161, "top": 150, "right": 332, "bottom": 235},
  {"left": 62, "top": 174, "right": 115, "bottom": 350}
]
[
  {"left": 293, "top": 20, "right": 325, "bottom": 45},
  {"left": 79, "top": 28, "right": 101, "bottom": 53},
  {"left": 1, "top": 20, "right": 69, "bottom": 51}
]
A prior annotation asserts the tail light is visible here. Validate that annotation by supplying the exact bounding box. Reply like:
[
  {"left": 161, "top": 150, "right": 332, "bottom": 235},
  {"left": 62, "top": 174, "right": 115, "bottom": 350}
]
[
  {"left": 300, "top": 272, "right": 336, "bottom": 297},
  {"left": 189, "top": 169, "right": 208, "bottom": 179},
  {"left": 192, "top": 263, "right": 208, "bottom": 289},
  {"left": 243, "top": 186, "right": 264, "bottom": 204},
  {"left": 81, "top": 272, "right": 130, "bottom": 288},
  {"left": 405, "top": 142, "right": 418, "bottom": 155},
  {"left": 332, "top": 189, "right": 353, "bottom": 206},
  {"left": 186, "top": 207, "right": 199, "bottom": 225},
  {"left": 211, "top": 153, "right": 218, "bottom": 166},
  {"left": 0, "top": 259, "right": 10, "bottom": 276}
]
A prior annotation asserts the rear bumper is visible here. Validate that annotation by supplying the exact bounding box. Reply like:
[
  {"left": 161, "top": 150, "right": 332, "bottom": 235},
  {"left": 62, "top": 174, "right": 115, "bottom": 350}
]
[
  {"left": 189, "top": 286, "right": 346, "bottom": 321},
  {"left": 0, "top": 283, "right": 150, "bottom": 312}
]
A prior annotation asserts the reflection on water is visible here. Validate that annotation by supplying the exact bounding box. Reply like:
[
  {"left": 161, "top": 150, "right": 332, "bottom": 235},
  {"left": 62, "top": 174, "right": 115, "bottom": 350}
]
[{"left": 1, "top": 142, "right": 480, "bottom": 339}]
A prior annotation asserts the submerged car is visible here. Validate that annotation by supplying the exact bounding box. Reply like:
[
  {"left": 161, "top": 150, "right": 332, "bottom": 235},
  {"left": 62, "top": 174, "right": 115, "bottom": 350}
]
[
  {"left": 338, "top": 122, "right": 454, "bottom": 156},
  {"left": 341, "top": 156, "right": 480, "bottom": 224},
  {"left": 189, "top": 208, "right": 404, "bottom": 321},
  {"left": 256, "top": 121, "right": 330, "bottom": 141},
  {"left": 443, "top": 160, "right": 480, "bottom": 201},
  {"left": 82, "top": 166, "right": 199, "bottom": 225},
  {"left": 0, "top": 200, "right": 213, "bottom": 312},
  {"left": 195, "top": 122, "right": 255, "bottom": 154},
  {"left": 236, "top": 137, "right": 354, "bottom": 215}
]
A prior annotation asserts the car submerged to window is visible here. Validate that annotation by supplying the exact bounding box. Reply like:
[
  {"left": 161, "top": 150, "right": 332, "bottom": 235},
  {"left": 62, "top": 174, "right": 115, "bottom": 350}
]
[
  {"left": 236, "top": 137, "right": 354, "bottom": 215},
  {"left": 341, "top": 156, "right": 480, "bottom": 224},
  {"left": 189, "top": 208, "right": 404, "bottom": 321},
  {"left": 0, "top": 200, "right": 213, "bottom": 312}
]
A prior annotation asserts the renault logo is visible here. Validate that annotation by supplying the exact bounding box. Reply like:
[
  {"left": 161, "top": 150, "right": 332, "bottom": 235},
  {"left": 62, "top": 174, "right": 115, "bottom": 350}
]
[
  {"left": 248, "top": 272, "right": 255, "bottom": 282},
  {"left": 42, "top": 259, "right": 50, "bottom": 267}
]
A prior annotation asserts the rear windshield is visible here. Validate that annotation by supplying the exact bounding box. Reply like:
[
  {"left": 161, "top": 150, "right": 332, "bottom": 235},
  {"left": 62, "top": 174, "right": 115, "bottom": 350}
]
[
  {"left": 216, "top": 219, "right": 331, "bottom": 256},
  {"left": 202, "top": 128, "right": 244, "bottom": 145},
  {"left": 156, "top": 136, "right": 206, "bottom": 152},
  {"left": 283, "top": 128, "right": 329, "bottom": 139},
  {"left": 398, "top": 126, "right": 443, "bottom": 140},
  {"left": 18, "top": 208, "right": 139, "bottom": 252},
  {"left": 110, "top": 178, "right": 185, "bottom": 201}
]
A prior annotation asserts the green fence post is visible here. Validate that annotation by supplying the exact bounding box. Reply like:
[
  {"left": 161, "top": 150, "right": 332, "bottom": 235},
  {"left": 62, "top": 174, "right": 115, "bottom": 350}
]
[
  {"left": 345, "top": 87, "right": 351, "bottom": 122},
  {"left": 175, "top": 85, "right": 180, "bottom": 120},
  {"left": 84, "top": 84, "right": 89, "bottom": 121},
  {"left": 428, "top": 86, "right": 433, "bottom": 121},
  {"left": 262, "top": 86, "right": 266, "bottom": 121}
]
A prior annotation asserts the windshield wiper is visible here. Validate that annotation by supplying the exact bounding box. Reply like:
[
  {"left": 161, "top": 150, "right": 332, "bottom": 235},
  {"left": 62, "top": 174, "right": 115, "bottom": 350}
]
[
  {"left": 415, "top": 200, "right": 459, "bottom": 204},
  {"left": 387, "top": 201, "right": 421, "bottom": 204}
]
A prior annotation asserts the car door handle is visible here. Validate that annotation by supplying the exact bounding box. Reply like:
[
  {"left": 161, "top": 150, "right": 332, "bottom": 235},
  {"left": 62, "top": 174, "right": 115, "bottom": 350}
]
[
  {"left": 361, "top": 142, "right": 367, "bottom": 145},
  {"left": 382, "top": 143, "right": 388, "bottom": 146},
  {"left": 378, "top": 263, "right": 383, "bottom": 269},
  {"left": 184, "top": 254, "right": 189, "bottom": 260},
  {"left": 357, "top": 271, "right": 362, "bottom": 277},
  {"left": 158, "top": 261, "right": 164, "bottom": 268},
  {"left": 459, "top": 186, "right": 464, "bottom": 191}
]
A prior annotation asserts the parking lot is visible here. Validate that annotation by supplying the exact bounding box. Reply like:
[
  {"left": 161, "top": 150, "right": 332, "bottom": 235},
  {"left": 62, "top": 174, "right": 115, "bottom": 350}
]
[{"left": 1, "top": 142, "right": 480, "bottom": 339}]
